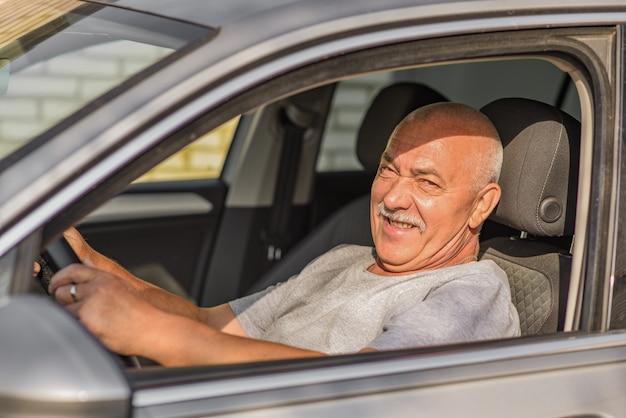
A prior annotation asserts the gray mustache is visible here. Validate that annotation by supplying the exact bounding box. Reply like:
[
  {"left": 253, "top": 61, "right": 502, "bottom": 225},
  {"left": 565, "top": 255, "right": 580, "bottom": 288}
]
[{"left": 377, "top": 202, "right": 426, "bottom": 234}]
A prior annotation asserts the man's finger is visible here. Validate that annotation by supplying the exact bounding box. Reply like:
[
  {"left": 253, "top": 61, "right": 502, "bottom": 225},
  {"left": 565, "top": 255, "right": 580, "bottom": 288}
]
[
  {"left": 62, "top": 296, "right": 86, "bottom": 318},
  {"left": 63, "top": 227, "right": 91, "bottom": 261},
  {"left": 48, "top": 263, "right": 100, "bottom": 294},
  {"left": 53, "top": 281, "right": 82, "bottom": 306}
]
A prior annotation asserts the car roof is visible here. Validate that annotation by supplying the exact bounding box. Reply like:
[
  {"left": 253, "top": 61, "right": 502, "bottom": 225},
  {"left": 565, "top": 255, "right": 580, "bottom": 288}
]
[
  {"left": 90, "top": 0, "right": 626, "bottom": 28},
  {"left": 85, "top": 0, "right": 626, "bottom": 75},
  {"left": 92, "top": 0, "right": 455, "bottom": 26}
]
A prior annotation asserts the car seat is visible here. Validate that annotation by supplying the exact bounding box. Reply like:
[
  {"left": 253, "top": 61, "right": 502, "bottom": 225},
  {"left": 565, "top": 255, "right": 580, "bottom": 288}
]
[
  {"left": 247, "top": 82, "right": 448, "bottom": 293},
  {"left": 479, "top": 97, "right": 580, "bottom": 336}
]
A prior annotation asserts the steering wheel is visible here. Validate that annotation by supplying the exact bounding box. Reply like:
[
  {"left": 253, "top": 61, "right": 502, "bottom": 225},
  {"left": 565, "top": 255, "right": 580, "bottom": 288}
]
[
  {"left": 37, "top": 237, "right": 80, "bottom": 291},
  {"left": 38, "top": 237, "right": 142, "bottom": 368}
]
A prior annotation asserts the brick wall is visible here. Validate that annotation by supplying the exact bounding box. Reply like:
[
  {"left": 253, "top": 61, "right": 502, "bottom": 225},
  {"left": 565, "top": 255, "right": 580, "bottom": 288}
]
[
  {"left": 318, "top": 72, "right": 392, "bottom": 172},
  {"left": 0, "top": 41, "right": 170, "bottom": 157}
]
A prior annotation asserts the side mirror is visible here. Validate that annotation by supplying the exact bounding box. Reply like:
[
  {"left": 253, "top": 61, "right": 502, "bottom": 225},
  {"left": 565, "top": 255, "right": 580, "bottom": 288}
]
[{"left": 0, "top": 295, "right": 131, "bottom": 417}]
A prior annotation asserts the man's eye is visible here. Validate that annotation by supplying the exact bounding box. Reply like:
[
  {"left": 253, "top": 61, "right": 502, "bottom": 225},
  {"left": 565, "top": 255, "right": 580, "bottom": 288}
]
[
  {"left": 419, "top": 178, "right": 440, "bottom": 189},
  {"left": 378, "top": 166, "right": 394, "bottom": 176}
]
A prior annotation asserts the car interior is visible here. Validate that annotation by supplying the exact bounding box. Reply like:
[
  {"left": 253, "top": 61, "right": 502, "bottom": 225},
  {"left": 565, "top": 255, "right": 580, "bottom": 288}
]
[{"left": 34, "top": 46, "right": 586, "bottom": 369}]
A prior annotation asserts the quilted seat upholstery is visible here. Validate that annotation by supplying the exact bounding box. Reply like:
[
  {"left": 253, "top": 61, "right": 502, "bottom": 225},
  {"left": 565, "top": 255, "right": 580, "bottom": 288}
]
[{"left": 480, "top": 240, "right": 570, "bottom": 335}]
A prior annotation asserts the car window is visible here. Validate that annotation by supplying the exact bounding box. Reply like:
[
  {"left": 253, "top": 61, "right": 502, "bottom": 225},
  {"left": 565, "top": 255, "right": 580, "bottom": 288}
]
[
  {"left": 317, "top": 59, "right": 580, "bottom": 172},
  {"left": 134, "top": 117, "right": 239, "bottom": 182},
  {"left": 0, "top": 0, "right": 212, "bottom": 161}
]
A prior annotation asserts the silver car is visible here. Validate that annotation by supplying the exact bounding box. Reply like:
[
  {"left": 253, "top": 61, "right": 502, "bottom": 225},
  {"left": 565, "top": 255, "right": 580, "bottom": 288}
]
[{"left": 1, "top": 0, "right": 626, "bottom": 416}]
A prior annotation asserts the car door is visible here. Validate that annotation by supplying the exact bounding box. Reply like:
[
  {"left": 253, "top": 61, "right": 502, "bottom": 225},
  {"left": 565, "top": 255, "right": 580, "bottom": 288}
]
[
  {"left": 122, "top": 13, "right": 623, "bottom": 418},
  {"left": 128, "top": 333, "right": 626, "bottom": 418}
]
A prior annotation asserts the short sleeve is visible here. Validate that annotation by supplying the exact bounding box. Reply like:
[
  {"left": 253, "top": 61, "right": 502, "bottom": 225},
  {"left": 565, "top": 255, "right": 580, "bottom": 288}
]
[
  {"left": 228, "top": 282, "right": 286, "bottom": 338},
  {"left": 228, "top": 245, "right": 368, "bottom": 340},
  {"left": 367, "top": 274, "right": 520, "bottom": 351}
]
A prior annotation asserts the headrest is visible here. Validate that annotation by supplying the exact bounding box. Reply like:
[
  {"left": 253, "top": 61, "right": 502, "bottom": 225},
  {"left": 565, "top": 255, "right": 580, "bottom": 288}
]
[
  {"left": 357, "top": 82, "right": 447, "bottom": 171},
  {"left": 481, "top": 98, "right": 580, "bottom": 237}
]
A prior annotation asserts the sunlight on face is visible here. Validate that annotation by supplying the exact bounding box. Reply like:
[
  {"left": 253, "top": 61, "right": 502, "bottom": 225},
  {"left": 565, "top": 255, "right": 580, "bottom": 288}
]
[{"left": 368, "top": 104, "right": 501, "bottom": 275}]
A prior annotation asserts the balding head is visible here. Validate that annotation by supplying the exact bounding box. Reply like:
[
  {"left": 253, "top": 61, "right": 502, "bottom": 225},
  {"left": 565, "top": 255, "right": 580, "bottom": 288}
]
[{"left": 390, "top": 102, "right": 503, "bottom": 190}]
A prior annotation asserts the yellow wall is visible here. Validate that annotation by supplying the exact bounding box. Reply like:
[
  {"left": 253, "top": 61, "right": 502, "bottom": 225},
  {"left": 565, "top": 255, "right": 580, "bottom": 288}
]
[{"left": 136, "top": 117, "right": 239, "bottom": 182}]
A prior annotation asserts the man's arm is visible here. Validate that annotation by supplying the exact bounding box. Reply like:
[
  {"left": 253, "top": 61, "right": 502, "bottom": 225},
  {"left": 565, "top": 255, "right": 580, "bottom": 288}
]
[
  {"left": 137, "top": 308, "right": 327, "bottom": 366},
  {"left": 55, "top": 229, "right": 375, "bottom": 364},
  {"left": 48, "top": 263, "right": 329, "bottom": 365}
]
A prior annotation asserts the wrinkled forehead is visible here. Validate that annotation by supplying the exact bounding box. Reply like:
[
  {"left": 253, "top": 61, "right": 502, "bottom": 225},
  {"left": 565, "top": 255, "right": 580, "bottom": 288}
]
[
  {"left": 387, "top": 111, "right": 498, "bottom": 155},
  {"left": 393, "top": 136, "right": 468, "bottom": 160},
  {"left": 386, "top": 123, "right": 472, "bottom": 157},
  {"left": 384, "top": 129, "right": 494, "bottom": 185}
]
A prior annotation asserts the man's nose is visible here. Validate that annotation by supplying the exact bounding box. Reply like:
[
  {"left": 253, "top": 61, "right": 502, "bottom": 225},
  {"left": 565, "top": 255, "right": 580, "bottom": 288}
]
[{"left": 383, "top": 177, "right": 413, "bottom": 210}]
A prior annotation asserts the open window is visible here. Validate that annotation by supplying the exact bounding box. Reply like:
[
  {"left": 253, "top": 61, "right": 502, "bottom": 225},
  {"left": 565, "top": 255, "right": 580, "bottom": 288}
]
[
  {"left": 20, "top": 19, "right": 610, "bottom": 390},
  {"left": 33, "top": 28, "right": 601, "bottom": 328}
]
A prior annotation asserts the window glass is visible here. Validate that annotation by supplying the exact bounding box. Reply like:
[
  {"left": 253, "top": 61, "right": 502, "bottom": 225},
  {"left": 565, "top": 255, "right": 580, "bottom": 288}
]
[
  {"left": 318, "top": 72, "right": 393, "bottom": 171},
  {"left": 317, "top": 59, "right": 580, "bottom": 172},
  {"left": 0, "top": 0, "right": 212, "bottom": 161},
  {"left": 135, "top": 117, "right": 239, "bottom": 182},
  {"left": 1, "top": 41, "right": 170, "bottom": 154}
]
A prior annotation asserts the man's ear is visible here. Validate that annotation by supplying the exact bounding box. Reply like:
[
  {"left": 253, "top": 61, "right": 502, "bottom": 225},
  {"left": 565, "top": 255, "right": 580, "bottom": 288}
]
[{"left": 469, "top": 183, "right": 501, "bottom": 229}]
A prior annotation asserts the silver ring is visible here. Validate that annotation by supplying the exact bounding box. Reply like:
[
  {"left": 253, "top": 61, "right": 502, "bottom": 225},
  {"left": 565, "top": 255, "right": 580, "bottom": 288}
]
[{"left": 70, "top": 283, "right": 77, "bottom": 302}]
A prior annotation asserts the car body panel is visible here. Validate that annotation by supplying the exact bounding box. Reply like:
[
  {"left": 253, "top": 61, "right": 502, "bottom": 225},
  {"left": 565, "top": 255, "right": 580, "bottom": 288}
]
[
  {"left": 91, "top": 0, "right": 626, "bottom": 29},
  {"left": 129, "top": 333, "right": 626, "bottom": 417}
]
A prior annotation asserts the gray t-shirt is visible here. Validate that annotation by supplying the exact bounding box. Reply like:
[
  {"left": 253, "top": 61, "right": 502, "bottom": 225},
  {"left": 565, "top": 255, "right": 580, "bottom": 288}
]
[{"left": 230, "top": 245, "right": 520, "bottom": 355}]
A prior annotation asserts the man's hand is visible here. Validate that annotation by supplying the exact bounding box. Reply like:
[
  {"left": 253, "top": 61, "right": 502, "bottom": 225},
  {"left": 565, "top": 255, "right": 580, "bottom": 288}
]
[
  {"left": 61, "top": 227, "right": 159, "bottom": 294},
  {"left": 48, "top": 263, "right": 164, "bottom": 357}
]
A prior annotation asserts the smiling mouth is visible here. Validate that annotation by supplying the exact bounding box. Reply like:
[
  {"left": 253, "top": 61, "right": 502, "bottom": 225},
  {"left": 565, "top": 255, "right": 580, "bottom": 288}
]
[
  {"left": 377, "top": 203, "right": 426, "bottom": 233},
  {"left": 388, "top": 218, "right": 415, "bottom": 229}
]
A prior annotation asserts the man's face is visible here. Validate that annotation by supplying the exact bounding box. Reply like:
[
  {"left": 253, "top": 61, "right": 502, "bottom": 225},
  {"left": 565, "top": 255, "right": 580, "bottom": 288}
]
[{"left": 369, "top": 120, "right": 486, "bottom": 275}]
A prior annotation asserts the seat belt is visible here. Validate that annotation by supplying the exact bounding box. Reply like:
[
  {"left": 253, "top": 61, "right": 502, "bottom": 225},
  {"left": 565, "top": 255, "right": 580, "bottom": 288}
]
[{"left": 262, "top": 103, "right": 315, "bottom": 262}]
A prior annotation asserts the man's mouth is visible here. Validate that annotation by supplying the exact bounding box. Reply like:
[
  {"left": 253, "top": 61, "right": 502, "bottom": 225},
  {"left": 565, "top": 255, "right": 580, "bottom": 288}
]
[
  {"left": 388, "top": 218, "right": 415, "bottom": 229},
  {"left": 377, "top": 202, "right": 426, "bottom": 233}
]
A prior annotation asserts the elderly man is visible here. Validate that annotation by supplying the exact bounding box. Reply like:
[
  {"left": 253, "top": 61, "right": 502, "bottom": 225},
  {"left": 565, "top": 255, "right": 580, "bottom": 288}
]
[{"left": 49, "top": 102, "right": 520, "bottom": 367}]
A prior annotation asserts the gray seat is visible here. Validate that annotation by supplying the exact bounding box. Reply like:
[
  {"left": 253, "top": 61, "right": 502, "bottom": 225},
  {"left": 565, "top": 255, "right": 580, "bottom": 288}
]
[
  {"left": 479, "top": 98, "right": 580, "bottom": 335},
  {"left": 247, "top": 82, "right": 447, "bottom": 294}
]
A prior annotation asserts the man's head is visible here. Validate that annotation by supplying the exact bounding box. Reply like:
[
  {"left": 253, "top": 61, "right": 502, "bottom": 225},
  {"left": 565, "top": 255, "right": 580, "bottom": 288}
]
[{"left": 369, "top": 102, "right": 502, "bottom": 275}]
